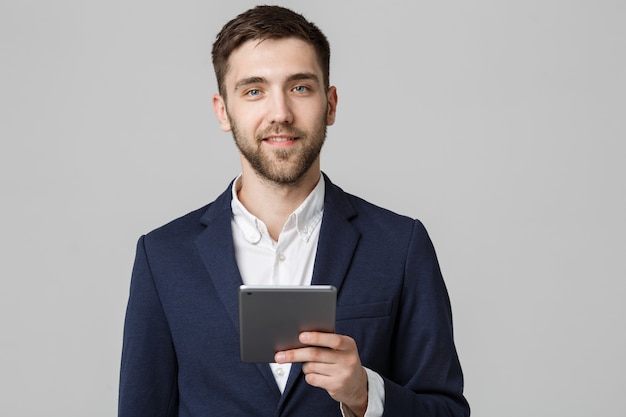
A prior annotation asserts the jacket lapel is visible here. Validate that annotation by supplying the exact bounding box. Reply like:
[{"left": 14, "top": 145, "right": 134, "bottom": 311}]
[
  {"left": 193, "top": 184, "right": 281, "bottom": 399},
  {"left": 279, "top": 175, "right": 361, "bottom": 407},
  {"left": 194, "top": 185, "right": 242, "bottom": 332},
  {"left": 310, "top": 175, "right": 360, "bottom": 292}
]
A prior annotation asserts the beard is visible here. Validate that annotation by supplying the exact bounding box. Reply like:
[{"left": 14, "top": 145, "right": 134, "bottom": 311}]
[{"left": 229, "top": 112, "right": 327, "bottom": 185}]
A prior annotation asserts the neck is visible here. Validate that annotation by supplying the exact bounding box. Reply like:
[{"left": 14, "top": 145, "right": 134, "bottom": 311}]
[{"left": 236, "top": 165, "right": 321, "bottom": 241}]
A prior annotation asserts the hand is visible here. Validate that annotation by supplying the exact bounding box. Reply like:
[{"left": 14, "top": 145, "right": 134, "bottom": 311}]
[{"left": 275, "top": 332, "right": 368, "bottom": 417}]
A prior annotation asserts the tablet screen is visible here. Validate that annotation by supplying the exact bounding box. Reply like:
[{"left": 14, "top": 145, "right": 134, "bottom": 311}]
[{"left": 238, "top": 285, "right": 337, "bottom": 362}]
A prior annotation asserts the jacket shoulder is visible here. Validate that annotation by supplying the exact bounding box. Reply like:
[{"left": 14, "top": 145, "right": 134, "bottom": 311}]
[
  {"left": 329, "top": 182, "right": 421, "bottom": 231},
  {"left": 145, "top": 205, "right": 209, "bottom": 241},
  {"left": 143, "top": 183, "right": 232, "bottom": 244}
]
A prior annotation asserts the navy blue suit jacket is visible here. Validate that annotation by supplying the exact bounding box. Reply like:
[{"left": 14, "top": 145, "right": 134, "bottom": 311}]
[{"left": 119, "top": 175, "right": 469, "bottom": 416}]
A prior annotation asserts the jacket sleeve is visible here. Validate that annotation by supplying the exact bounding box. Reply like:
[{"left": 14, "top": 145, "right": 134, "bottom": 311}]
[
  {"left": 382, "top": 220, "right": 470, "bottom": 417},
  {"left": 118, "top": 236, "right": 179, "bottom": 417}
]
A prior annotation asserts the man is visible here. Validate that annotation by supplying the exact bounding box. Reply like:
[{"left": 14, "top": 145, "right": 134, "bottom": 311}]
[{"left": 119, "top": 5, "right": 469, "bottom": 417}]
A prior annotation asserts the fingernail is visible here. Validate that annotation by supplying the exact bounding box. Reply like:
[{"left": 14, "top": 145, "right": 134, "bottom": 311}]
[{"left": 275, "top": 352, "right": 285, "bottom": 362}]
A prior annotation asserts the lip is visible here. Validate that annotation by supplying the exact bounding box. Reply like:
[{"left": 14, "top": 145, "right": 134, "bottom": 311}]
[
  {"left": 262, "top": 135, "right": 299, "bottom": 147},
  {"left": 264, "top": 134, "right": 298, "bottom": 140}
]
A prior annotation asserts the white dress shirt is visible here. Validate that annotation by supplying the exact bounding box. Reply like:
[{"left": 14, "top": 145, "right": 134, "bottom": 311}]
[{"left": 230, "top": 175, "right": 384, "bottom": 416}]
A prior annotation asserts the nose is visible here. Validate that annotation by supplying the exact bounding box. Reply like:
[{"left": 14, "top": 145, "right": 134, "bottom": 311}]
[{"left": 268, "top": 91, "right": 293, "bottom": 125}]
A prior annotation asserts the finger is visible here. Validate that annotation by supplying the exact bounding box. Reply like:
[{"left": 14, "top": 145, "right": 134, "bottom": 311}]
[
  {"left": 275, "top": 346, "right": 334, "bottom": 364},
  {"left": 303, "top": 370, "right": 336, "bottom": 390},
  {"left": 301, "top": 360, "right": 336, "bottom": 377},
  {"left": 302, "top": 363, "right": 367, "bottom": 403},
  {"left": 299, "top": 332, "right": 355, "bottom": 351}
]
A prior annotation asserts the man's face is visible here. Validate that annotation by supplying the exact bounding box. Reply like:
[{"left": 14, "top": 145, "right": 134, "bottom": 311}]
[{"left": 213, "top": 37, "right": 337, "bottom": 185}]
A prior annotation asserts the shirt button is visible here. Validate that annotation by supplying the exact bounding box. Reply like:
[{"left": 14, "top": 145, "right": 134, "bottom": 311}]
[
  {"left": 246, "top": 230, "right": 261, "bottom": 244},
  {"left": 277, "top": 253, "right": 286, "bottom": 262},
  {"left": 276, "top": 367, "right": 285, "bottom": 377}
]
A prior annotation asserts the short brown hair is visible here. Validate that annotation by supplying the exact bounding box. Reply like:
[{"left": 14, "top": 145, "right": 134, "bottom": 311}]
[{"left": 211, "top": 5, "right": 331, "bottom": 97}]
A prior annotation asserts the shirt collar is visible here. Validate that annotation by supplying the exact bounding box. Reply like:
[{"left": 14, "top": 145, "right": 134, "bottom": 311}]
[{"left": 230, "top": 175, "right": 325, "bottom": 244}]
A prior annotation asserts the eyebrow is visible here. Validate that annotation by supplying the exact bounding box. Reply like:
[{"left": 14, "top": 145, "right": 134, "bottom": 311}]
[
  {"left": 234, "top": 72, "right": 321, "bottom": 91},
  {"left": 234, "top": 76, "right": 266, "bottom": 91},
  {"left": 287, "top": 72, "right": 320, "bottom": 83}
]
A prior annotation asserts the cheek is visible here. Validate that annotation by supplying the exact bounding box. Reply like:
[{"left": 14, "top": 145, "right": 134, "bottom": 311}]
[
  {"left": 234, "top": 106, "right": 265, "bottom": 126},
  {"left": 228, "top": 110, "right": 255, "bottom": 133},
  {"left": 296, "top": 101, "right": 329, "bottom": 125}
]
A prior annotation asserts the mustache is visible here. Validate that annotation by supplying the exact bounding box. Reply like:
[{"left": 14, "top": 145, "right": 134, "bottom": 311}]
[{"left": 257, "top": 124, "right": 305, "bottom": 140}]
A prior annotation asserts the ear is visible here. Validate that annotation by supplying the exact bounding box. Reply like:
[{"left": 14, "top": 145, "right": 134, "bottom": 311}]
[
  {"left": 325, "top": 86, "right": 338, "bottom": 126},
  {"left": 212, "top": 94, "right": 232, "bottom": 132}
]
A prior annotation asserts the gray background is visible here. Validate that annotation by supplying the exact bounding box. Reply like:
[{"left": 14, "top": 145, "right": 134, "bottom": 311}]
[{"left": 1, "top": 0, "right": 624, "bottom": 415}]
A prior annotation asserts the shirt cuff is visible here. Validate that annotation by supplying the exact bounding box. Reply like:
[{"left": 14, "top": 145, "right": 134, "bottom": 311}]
[{"left": 340, "top": 367, "right": 385, "bottom": 417}]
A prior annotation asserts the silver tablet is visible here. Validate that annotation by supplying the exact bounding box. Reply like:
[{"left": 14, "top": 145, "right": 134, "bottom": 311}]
[{"left": 238, "top": 285, "right": 337, "bottom": 363}]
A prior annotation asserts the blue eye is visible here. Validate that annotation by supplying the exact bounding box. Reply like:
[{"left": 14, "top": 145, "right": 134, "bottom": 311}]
[
  {"left": 293, "top": 85, "right": 308, "bottom": 93},
  {"left": 246, "top": 89, "right": 261, "bottom": 97}
]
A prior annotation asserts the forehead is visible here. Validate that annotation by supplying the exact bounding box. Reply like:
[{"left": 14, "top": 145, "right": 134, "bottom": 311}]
[{"left": 224, "top": 38, "right": 323, "bottom": 86}]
